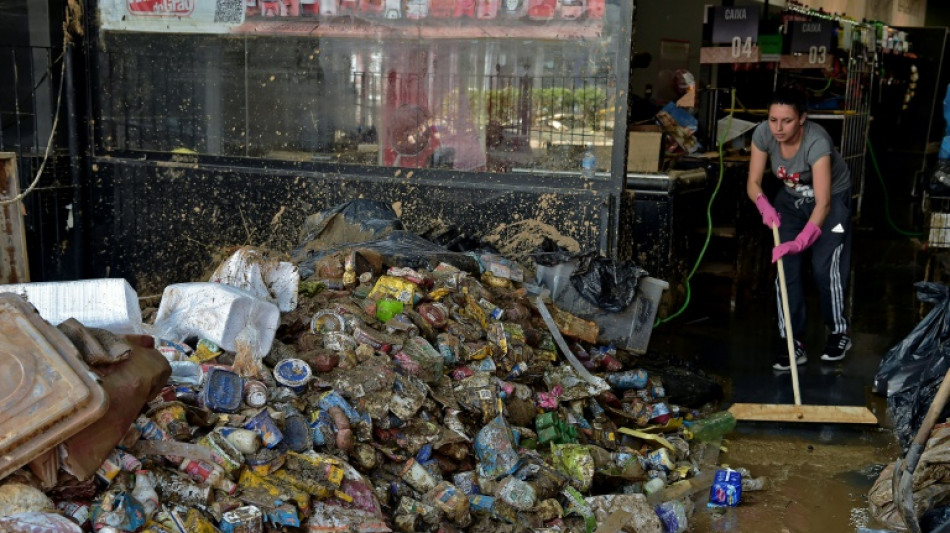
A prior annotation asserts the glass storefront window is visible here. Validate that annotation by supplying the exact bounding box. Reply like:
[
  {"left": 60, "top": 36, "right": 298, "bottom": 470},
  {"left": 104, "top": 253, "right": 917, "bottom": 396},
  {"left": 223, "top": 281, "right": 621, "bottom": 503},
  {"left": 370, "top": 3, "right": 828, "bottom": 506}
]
[{"left": 96, "top": 0, "right": 628, "bottom": 177}]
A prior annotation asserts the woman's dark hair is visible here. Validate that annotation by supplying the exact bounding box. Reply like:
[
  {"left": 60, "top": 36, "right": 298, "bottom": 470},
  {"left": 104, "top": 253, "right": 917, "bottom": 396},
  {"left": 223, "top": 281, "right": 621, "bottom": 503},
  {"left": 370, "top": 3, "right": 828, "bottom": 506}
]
[{"left": 770, "top": 87, "right": 808, "bottom": 116}]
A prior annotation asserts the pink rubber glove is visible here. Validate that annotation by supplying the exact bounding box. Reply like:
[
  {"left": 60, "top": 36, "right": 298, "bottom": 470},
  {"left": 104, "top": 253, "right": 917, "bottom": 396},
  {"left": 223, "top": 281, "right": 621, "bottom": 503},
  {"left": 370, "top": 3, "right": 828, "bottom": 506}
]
[
  {"left": 772, "top": 222, "right": 822, "bottom": 263},
  {"left": 755, "top": 194, "right": 781, "bottom": 228}
]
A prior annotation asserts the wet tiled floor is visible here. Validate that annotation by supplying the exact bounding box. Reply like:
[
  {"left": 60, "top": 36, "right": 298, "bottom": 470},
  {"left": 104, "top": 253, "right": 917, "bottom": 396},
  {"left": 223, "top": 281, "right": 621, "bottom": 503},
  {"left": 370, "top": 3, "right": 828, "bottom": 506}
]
[{"left": 649, "top": 229, "right": 925, "bottom": 532}]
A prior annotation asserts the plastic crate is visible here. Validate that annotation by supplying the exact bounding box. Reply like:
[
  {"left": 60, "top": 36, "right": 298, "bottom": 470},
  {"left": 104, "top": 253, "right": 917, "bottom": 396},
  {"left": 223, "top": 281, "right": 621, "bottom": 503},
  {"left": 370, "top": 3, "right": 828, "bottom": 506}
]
[{"left": 931, "top": 212, "right": 950, "bottom": 248}]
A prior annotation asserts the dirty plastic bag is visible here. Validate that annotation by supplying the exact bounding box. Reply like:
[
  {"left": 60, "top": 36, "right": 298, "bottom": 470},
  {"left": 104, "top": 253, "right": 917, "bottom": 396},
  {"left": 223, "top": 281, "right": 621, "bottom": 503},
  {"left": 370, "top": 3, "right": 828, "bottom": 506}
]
[
  {"left": 569, "top": 256, "right": 647, "bottom": 312},
  {"left": 0, "top": 483, "right": 54, "bottom": 516},
  {"left": 298, "top": 200, "right": 403, "bottom": 246},
  {"left": 0, "top": 512, "right": 83, "bottom": 532},
  {"left": 875, "top": 282, "right": 950, "bottom": 398},
  {"left": 889, "top": 348, "right": 950, "bottom": 449},
  {"left": 210, "top": 246, "right": 300, "bottom": 312}
]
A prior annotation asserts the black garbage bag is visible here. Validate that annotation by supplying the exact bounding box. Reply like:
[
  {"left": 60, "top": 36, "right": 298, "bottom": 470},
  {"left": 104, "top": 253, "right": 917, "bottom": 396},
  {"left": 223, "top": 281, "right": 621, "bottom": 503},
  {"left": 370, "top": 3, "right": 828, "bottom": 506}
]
[
  {"left": 531, "top": 237, "right": 577, "bottom": 267},
  {"left": 295, "top": 230, "right": 480, "bottom": 279},
  {"left": 882, "top": 283, "right": 950, "bottom": 449},
  {"left": 569, "top": 255, "right": 647, "bottom": 313},
  {"left": 292, "top": 200, "right": 404, "bottom": 260},
  {"left": 875, "top": 283, "right": 950, "bottom": 397}
]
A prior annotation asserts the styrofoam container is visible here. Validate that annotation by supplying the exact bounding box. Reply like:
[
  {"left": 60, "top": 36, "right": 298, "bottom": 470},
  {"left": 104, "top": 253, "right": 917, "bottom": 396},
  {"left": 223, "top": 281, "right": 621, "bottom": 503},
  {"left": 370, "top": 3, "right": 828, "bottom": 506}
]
[
  {"left": 151, "top": 282, "right": 280, "bottom": 355},
  {"left": 209, "top": 246, "right": 299, "bottom": 312},
  {"left": 0, "top": 278, "right": 143, "bottom": 334}
]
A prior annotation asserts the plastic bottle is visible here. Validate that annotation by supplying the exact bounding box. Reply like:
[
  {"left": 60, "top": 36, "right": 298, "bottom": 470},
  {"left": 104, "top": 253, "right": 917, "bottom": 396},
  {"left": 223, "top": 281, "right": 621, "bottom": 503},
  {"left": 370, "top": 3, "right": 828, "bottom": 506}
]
[
  {"left": 688, "top": 411, "right": 737, "bottom": 441},
  {"left": 132, "top": 470, "right": 159, "bottom": 519},
  {"left": 581, "top": 145, "right": 596, "bottom": 179}
]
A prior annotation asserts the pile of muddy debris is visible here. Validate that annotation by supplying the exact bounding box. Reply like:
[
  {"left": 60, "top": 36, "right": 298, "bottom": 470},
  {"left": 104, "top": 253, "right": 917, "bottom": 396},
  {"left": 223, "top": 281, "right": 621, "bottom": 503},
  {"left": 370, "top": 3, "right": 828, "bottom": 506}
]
[{"left": 0, "top": 201, "right": 742, "bottom": 533}]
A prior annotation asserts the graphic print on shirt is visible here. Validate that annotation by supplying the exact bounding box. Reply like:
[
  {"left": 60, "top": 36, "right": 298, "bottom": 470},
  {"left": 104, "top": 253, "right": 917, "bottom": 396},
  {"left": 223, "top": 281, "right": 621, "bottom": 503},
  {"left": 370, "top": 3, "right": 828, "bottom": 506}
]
[{"left": 777, "top": 165, "right": 814, "bottom": 197}]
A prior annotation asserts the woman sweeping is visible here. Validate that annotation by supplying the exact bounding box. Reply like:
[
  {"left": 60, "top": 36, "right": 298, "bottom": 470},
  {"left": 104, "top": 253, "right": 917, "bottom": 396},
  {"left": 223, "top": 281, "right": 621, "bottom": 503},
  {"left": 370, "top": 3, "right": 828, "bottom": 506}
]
[{"left": 747, "top": 87, "right": 853, "bottom": 371}]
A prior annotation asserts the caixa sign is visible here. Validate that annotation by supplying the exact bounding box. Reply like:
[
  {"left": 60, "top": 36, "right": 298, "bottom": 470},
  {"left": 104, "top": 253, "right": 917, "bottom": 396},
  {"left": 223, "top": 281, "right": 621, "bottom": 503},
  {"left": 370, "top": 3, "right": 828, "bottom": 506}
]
[{"left": 127, "top": 0, "right": 195, "bottom": 16}]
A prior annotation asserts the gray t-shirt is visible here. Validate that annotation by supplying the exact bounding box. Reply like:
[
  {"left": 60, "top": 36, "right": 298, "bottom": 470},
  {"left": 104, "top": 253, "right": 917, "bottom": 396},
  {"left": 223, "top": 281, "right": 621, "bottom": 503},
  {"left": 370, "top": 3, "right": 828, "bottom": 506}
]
[{"left": 751, "top": 121, "right": 851, "bottom": 198}]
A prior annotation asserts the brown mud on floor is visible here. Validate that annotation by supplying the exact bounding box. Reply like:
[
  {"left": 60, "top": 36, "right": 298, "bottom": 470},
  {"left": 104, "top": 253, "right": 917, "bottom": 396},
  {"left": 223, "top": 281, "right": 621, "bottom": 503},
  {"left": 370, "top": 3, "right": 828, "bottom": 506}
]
[{"left": 691, "top": 429, "right": 902, "bottom": 532}]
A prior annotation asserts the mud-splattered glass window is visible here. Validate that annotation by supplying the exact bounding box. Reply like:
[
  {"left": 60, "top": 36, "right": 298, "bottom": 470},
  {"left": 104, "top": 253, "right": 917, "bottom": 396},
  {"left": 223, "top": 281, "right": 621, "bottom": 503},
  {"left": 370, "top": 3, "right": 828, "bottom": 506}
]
[{"left": 95, "top": 0, "right": 628, "bottom": 177}]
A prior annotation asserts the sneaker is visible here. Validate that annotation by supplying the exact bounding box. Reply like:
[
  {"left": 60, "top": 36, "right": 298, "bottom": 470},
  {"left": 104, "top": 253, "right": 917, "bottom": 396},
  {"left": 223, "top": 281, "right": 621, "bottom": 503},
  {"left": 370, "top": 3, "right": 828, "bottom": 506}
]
[
  {"left": 821, "top": 333, "right": 852, "bottom": 362},
  {"left": 773, "top": 339, "right": 807, "bottom": 371}
]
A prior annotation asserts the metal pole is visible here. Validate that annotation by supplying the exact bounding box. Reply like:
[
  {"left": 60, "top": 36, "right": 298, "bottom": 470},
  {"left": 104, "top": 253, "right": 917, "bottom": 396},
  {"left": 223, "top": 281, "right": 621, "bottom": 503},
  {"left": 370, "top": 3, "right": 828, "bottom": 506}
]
[{"left": 65, "top": 41, "right": 84, "bottom": 278}]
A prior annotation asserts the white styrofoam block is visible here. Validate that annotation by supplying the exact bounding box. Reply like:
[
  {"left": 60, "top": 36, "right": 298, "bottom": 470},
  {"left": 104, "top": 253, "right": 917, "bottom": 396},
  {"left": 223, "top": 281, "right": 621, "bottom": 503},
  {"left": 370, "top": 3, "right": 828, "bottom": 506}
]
[
  {"left": 0, "top": 278, "right": 144, "bottom": 334},
  {"left": 152, "top": 282, "right": 280, "bottom": 355}
]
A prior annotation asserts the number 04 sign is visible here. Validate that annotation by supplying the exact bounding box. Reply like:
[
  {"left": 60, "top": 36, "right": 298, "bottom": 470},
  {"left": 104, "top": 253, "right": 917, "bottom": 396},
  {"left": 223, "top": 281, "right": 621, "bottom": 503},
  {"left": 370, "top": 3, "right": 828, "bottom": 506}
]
[{"left": 710, "top": 6, "right": 760, "bottom": 47}]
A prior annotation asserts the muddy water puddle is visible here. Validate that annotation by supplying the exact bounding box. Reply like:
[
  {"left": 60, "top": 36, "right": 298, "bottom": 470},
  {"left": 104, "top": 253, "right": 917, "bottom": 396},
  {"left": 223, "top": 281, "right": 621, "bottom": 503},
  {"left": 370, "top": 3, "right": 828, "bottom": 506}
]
[{"left": 690, "top": 428, "right": 901, "bottom": 532}]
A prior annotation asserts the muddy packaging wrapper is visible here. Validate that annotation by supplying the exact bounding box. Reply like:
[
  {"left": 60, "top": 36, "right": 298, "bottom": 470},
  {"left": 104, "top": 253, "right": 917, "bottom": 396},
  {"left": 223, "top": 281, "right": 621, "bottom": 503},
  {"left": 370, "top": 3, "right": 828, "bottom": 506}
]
[
  {"left": 496, "top": 476, "right": 537, "bottom": 510},
  {"left": 244, "top": 409, "right": 284, "bottom": 449},
  {"left": 562, "top": 486, "right": 597, "bottom": 533},
  {"left": 220, "top": 505, "right": 263, "bottom": 533},
  {"left": 605, "top": 369, "right": 649, "bottom": 390},
  {"left": 655, "top": 500, "right": 688, "bottom": 533},
  {"left": 551, "top": 444, "right": 594, "bottom": 492},
  {"left": 201, "top": 368, "right": 245, "bottom": 413},
  {"left": 309, "top": 409, "right": 333, "bottom": 447},
  {"left": 708, "top": 468, "right": 742, "bottom": 507},
  {"left": 453, "top": 471, "right": 481, "bottom": 496},
  {"left": 436, "top": 333, "right": 461, "bottom": 366},
  {"left": 400, "top": 336, "right": 444, "bottom": 384},
  {"left": 156, "top": 338, "right": 192, "bottom": 361},
  {"left": 368, "top": 276, "right": 420, "bottom": 307},
  {"left": 266, "top": 504, "right": 301, "bottom": 528},
  {"left": 426, "top": 481, "right": 472, "bottom": 527},
  {"left": 474, "top": 415, "right": 521, "bottom": 480},
  {"left": 317, "top": 390, "right": 362, "bottom": 423},
  {"left": 643, "top": 448, "right": 674, "bottom": 472},
  {"left": 401, "top": 457, "right": 438, "bottom": 493},
  {"left": 390, "top": 374, "right": 427, "bottom": 420},
  {"left": 90, "top": 492, "right": 146, "bottom": 531},
  {"left": 469, "top": 494, "right": 495, "bottom": 514}
]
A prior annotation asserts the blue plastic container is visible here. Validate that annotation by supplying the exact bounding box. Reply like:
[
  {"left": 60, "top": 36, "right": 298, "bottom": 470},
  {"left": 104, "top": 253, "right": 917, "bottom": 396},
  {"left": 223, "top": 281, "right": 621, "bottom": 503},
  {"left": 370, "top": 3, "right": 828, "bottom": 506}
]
[
  {"left": 273, "top": 358, "right": 313, "bottom": 394},
  {"left": 708, "top": 468, "right": 742, "bottom": 507},
  {"left": 201, "top": 368, "right": 244, "bottom": 413}
]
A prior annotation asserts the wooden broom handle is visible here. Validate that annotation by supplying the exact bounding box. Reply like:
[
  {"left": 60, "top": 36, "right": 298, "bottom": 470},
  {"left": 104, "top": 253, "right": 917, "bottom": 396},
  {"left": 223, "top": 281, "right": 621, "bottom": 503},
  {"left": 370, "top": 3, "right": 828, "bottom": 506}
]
[{"left": 774, "top": 224, "right": 802, "bottom": 406}]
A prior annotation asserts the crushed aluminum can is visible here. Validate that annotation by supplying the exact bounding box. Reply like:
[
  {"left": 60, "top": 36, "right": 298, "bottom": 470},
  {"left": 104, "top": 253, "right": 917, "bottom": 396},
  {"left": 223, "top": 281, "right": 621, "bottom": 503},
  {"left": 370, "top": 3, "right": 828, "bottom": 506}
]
[
  {"left": 244, "top": 380, "right": 267, "bottom": 408},
  {"left": 418, "top": 302, "right": 449, "bottom": 328}
]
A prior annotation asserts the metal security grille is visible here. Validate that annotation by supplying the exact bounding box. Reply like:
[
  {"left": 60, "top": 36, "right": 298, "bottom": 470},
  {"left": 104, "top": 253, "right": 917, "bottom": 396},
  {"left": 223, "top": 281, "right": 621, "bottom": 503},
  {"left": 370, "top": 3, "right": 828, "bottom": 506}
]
[{"left": 0, "top": 45, "right": 77, "bottom": 281}]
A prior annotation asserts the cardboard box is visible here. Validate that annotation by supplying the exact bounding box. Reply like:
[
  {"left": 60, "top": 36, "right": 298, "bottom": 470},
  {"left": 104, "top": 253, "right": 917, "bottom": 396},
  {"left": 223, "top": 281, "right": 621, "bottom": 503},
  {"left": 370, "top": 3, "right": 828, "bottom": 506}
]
[{"left": 627, "top": 126, "right": 663, "bottom": 172}]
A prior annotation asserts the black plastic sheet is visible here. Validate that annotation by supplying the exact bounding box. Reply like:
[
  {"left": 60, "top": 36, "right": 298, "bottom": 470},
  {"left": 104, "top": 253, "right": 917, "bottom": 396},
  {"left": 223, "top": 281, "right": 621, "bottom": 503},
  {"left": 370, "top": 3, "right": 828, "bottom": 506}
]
[
  {"left": 879, "top": 283, "right": 950, "bottom": 449},
  {"left": 569, "top": 256, "right": 647, "bottom": 313}
]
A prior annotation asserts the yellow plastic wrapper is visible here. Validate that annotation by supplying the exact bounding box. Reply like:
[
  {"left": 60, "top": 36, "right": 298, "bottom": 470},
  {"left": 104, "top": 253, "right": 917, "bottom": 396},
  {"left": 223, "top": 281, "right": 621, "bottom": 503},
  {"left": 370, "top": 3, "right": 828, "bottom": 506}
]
[
  {"left": 461, "top": 291, "right": 489, "bottom": 330},
  {"left": 284, "top": 452, "right": 345, "bottom": 490},
  {"left": 238, "top": 469, "right": 310, "bottom": 516},
  {"left": 188, "top": 339, "right": 222, "bottom": 363},
  {"left": 550, "top": 444, "right": 595, "bottom": 492},
  {"left": 183, "top": 509, "right": 217, "bottom": 533},
  {"left": 368, "top": 276, "right": 420, "bottom": 307},
  {"left": 428, "top": 288, "right": 452, "bottom": 301}
]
